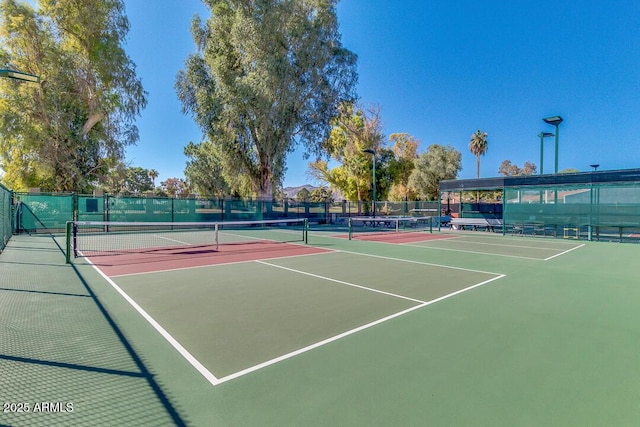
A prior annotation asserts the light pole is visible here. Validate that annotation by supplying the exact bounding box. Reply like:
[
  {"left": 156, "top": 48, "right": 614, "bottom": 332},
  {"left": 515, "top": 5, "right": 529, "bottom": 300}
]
[
  {"left": 538, "top": 132, "right": 554, "bottom": 175},
  {"left": 543, "top": 116, "right": 563, "bottom": 174},
  {"left": 589, "top": 164, "right": 599, "bottom": 171},
  {"left": 363, "top": 149, "right": 376, "bottom": 217}
]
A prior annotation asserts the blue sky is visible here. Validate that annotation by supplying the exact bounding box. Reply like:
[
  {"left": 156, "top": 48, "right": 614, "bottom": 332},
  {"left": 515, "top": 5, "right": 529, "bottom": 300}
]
[{"left": 124, "top": 0, "right": 640, "bottom": 188}]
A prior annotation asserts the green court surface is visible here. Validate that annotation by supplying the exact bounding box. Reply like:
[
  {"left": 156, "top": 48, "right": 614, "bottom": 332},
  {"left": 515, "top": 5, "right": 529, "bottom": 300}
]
[{"left": 2, "top": 228, "right": 640, "bottom": 426}]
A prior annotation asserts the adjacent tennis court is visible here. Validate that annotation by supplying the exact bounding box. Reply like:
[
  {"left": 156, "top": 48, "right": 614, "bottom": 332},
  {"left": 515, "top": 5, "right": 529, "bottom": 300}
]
[{"left": 3, "top": 220, "right": 640, "bottom": 426}]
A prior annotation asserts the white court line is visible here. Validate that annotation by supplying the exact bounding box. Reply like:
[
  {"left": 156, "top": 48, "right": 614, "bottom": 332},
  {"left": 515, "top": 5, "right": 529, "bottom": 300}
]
[
  {"left": 83, "top": 256, "right": 221, "bottom": 385},
  {"left": 423, "top": 238, "right": 571, "bottom": 251},
  {"left": 154, "top": 234, "right": 194, "bottom": 245},
  {"left": 442, "top": 233, "right": 580, "bottom": 245},
  {"left": 335, "top": 249, "right": 505, "bottom": 276},
  {"left": 399, "top": 243, "right": 546, "bottom": 261},
  {"left": 544, "top": 243, "right": 585, "bottom": 261},
  {"left": 213, "top": 270, "right": 507, "bottom": 386},
  {"left": 337, "top": 233, "right": 544, "bottom": 260},
  {"left": 109, "top": 249, "right": 337, "bottom": 278},
  {"left": 256, "top": 260, "right": 427, "bottom": 304}
]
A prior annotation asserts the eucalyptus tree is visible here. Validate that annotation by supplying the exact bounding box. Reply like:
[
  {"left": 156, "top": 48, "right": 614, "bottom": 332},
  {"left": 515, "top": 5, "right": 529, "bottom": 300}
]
[
  {"left": 176, "top": 0, "right": 357, "bottom": 200},
  {"left": 184, "top": 140, "right": 231, "bottom": 197},
  {"left": 408, "top": 144, "right": 462, "bottom": 200},
  {"left": 0, "top": 0, "right": 146, "bottom": 192}
]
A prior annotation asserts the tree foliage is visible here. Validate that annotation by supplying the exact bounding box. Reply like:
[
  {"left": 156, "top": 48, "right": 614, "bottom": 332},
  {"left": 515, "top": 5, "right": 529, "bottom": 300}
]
[
  {"left": 408, "top": 144, "right": 462, "bottom": 200},
  {"left": 468, "top": 129, "right": 488, "bottom": 179},
  {"left": 124, "top": 166, "right": 153, "bottom": 194},
  {"left": 498, "top": 160, "right": 537, "bottom": 176},
  {"left": 94, "top": 162, "right": 154, "bottom": 194},
  {"left": 387, "top": 132, "right": 418, "bottom": 201},
  {"left": 161, "top": 177, "right": 190, "bottom": 198},
  {"left": 309, "top": 186, "right": 333, "bottom": 203},
  {"left": 147, "top": 169, "right": 159, "bottom": 188},
  {"left": 184, "top": 141, "right": 230, "bottom": 197},
  {"left": 0, "top": 0, "right": 146, "bottom": 192},
  {"left": 176, "top": 0, "right": 357, "bottom": 199},
  {"left": 308, "top": 103, "right": 385, "bottom": 201},
  {"left": 296, "top": 187, "right": 310, "bottom": 202}
]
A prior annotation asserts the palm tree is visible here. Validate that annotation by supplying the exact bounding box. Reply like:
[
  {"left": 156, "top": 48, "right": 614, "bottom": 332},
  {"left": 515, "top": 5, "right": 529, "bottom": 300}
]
[
  {"left": 469, "top": 129, "right": 488, "bottom": 178},
  {"left": 148, "top": 169, "right": 159, "bottom": 188}
]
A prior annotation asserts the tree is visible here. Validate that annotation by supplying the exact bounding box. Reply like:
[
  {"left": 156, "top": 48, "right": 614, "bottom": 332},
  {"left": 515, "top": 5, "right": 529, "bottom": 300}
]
[
  {"left": 176, "top": 0, "right": 357, "bottom": 200},
  {"left": 184, "top": 141, "right": 230, "bottom": 197},
  {"left": 408, "top": 144, "right": 462, "bottom": 200},
  {"left": 94, "top": 162, "right": 154, "bottom": 194},
  {"left": 124, "top": 166, "right": 153, "bottom": 194},
  {"left": 498, "top": 160, "right": 537, "bottom": 176},
  {"left": 469, "top": 129, "right": 488, "bottom": 179},
  {"left": 148, "top": 169, "right": 159, "bottom": 188},
  {"left": 161, "top": 178, "right": 189, "bottom": 198},
  {"left": 0, "top": 0, "right": 147, "bottom": 192},
  {"left": 387, "top": 133, "right": 418, "bottom": 201},
  {"left": 520, "top": 161, "right": 537, "bottom": 176},
  {"left": 309, "top": 187, "right": 333, "bottom": 203},
  {"left": 498, "top": 160, "right": 519, "bottom": 177},
  {"left": 296, "top": 187, "right": 310, "bottom": 202},
  {"left": 308, "top": 103, "right": 384, "bottom": 201}
]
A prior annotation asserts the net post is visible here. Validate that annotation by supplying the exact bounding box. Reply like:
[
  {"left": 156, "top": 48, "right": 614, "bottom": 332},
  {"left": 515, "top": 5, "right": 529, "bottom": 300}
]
[
  {"left": 429, "top": 216, "right": 433, "bottom": 233},
  {"left": 304, "top": 218, "right": 308, "bottom": 244},
  {"left": 348, "top": 217, "right": 352, "bottom": 240},
  {"left": 395, "top": 218, "right": 399, "bottom": 232},
  {"left": 65, "top": 221, "right": 72, "bottom": 263},
  {"left": 214, "top": 223, "right": 219, "bottom": 250}
]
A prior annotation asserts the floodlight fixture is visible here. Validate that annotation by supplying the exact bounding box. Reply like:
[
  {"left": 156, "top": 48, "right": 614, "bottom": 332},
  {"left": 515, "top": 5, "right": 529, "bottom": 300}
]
[
  {"left": 0, "top": 69, "right": 40, "bottom": 83},
  {"left": 542, "top": 116, "right": 563, "bottom": 126},
  {"left": 589, "top": 164, "right": 600, "bottom": 171}
]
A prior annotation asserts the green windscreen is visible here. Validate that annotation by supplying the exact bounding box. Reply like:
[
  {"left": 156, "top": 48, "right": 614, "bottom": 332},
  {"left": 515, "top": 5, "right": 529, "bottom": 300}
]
[
  {"left": 15, "top": 193, "right": 73, "bottom": 233},
  {"left": 0, "top": 183, "right": 11, "bottom": 251},
  {"left": 504, "top": 183, "right": 640, "bottom": 242}
]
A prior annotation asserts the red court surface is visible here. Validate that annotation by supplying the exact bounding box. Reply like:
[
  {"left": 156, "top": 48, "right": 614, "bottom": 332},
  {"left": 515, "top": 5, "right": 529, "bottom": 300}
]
[
  {"left": 88, "top": 242, "right": 332, "bottom": 277},
  {"left": 342, "top": 232, "right": 458, "bottom": 244}
]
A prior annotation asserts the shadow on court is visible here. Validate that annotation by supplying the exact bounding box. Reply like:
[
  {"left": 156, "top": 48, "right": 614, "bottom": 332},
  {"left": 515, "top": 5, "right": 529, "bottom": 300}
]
[{"left": 0, "top": 235, "right": 186, "bottom": 426}]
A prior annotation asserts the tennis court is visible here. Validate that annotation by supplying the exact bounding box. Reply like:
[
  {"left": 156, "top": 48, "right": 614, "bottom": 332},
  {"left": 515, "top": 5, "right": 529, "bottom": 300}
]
[{"left": 2, "top": 220, "right": 640, "bottom": 426}]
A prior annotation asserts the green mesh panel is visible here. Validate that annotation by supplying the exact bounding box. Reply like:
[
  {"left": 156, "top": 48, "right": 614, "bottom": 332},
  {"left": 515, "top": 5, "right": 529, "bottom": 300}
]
[
  {"left": 504, "top": 183, "right": 640, "bottom": 241},
  {"left": 0, "top": 184, "right": 11, "bottom": 250},
  {"left": 15, "top": 193, "right": 73, "bottom": 233}
]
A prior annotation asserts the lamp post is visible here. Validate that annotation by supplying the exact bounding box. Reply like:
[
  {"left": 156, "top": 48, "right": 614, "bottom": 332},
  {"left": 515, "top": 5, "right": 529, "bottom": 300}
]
[
  {"left": 538, "top": 132, "right": 554, "bottom": 175},
  {"left": 589, "top": 164, "right": 599, "bottom": 171},
  {"left": 363, "top": 149, "right": 376, "bottom": 217},
  {"left": 542, "top": 116, "right": 563, "bottom": 174}
]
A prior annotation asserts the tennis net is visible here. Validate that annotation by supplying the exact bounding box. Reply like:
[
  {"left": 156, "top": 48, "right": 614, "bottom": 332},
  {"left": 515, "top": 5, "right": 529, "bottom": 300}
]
[
  {"left": 347, "top": 216, "right": 433, "bottom": 240},
  {"left": 66, "top": 218, "right": 308, "bottom": 261}
]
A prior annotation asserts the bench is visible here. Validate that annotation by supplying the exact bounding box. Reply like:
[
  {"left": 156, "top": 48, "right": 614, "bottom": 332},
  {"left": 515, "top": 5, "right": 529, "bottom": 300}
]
[{"left": 450, "top": 218, "right": 502, "bottom": 232}]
